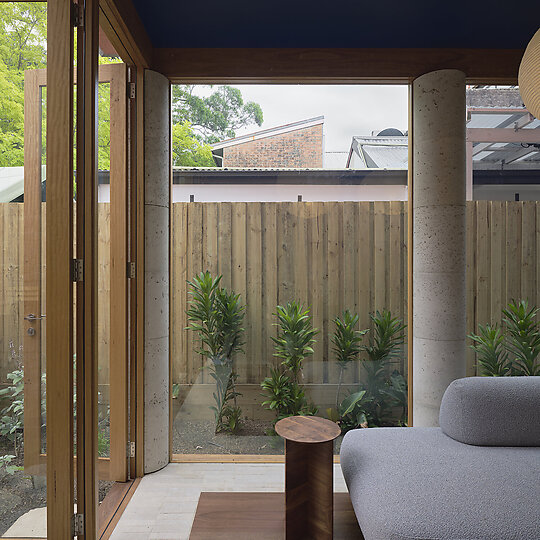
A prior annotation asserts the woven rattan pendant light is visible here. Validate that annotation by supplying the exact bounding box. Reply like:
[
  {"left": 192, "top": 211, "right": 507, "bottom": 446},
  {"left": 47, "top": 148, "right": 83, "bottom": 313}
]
[{"left": 519, "top": 28, "right": 540, "bottom": 119}]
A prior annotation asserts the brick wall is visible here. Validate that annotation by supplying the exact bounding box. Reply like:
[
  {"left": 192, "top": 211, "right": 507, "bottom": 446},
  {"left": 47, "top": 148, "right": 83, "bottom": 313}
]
[{"left": 222, "top": 124, "right": 323, "bottom": 168}]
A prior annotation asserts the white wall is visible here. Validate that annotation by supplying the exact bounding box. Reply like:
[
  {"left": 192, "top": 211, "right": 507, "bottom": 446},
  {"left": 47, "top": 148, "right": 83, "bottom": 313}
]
[
  {"left": 171, "top": 183, "right": 407, "bottom": 202},
  {"left": 474, "top": 184, "right": 540, "bottom": 201}
]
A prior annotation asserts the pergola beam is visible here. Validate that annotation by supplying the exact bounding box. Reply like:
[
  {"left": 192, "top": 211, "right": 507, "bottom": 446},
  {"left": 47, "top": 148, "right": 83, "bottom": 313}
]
[
  {"left": 471, "top": 113, "right": 536, "bottom": 156},
  {"left": 467, "top": 128, "right": 540, "bottom": 143}
]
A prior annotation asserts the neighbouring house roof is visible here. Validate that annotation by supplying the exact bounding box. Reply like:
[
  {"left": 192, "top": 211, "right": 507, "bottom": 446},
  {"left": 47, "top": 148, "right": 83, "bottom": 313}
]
[
  {"left": 0, "top": 166, "right": 46, "bottom": 202},
  {"left": 347, "top": 137, "right": 408, "bottom": 169},
  {"left": 347, "top": 105, "right": 540, "bottom": 171},
  {"left": 211, "top": 116, "right": 324, "bottom": 151}
]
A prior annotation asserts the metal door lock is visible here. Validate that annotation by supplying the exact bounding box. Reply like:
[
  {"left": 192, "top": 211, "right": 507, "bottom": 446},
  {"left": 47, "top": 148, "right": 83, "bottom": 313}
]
[{"left": 27, "top": 327, "right": 36, "bottom": 336}]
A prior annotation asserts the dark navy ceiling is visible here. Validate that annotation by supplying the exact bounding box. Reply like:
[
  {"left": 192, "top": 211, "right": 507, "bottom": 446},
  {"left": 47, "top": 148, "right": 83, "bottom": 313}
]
[{"left": 131, "top": 1, "right": 540, "bottom": 49}]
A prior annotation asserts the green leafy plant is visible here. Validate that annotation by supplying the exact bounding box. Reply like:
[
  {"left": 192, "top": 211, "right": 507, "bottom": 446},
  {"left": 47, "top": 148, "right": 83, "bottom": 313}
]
[
  {"left": 0, "top": 454, "right": 22, "bottom": 476},
  {"left": 331, "top": 310, "right": 368, "bottom": 410},
  {"left": 186, "top": 271, "right": 245, "bottom": 433},
  {"left": 360, "top": 310, "right": 406, "bottom": 426},
  {"left": 261, "top": 367, "right": 317, "bottom": 423},
  {"left": 272, "top": 302, "right": 318, "bottom": 385},
  {"left": 0, "top": 342, "right": 27, "bottom": 455},
  {"left": 381, "top": 371, "right": 408, "bottom": 426},
  {"left": 469, "top": 324, "right": 511, "bottom": 376},
  {"left": 328, "top": 310, "right": 407, "bottom": 431},
  {"left": 97, "top": 427, "right": 110, "bottom": 458},
  {"left": 261, "top": 368, "right": 295, "bottom": 418},
  {"left": 221, "top": 404, "right": 242, "bottom": 433},
  {"left": 330, "top": 390, "right": 370, "bottom": 434},
  {"left": 502, "top": 300, "right": 540, "bottom": 376},
  {"left": 0, "top": 366, "right": 24, "bottom": 450},
  {"left": 469, "top": 300, "right": 540, "bottom": 376},
  {"left": 262, "top": 302, "right": 318, "bottom": 425}
]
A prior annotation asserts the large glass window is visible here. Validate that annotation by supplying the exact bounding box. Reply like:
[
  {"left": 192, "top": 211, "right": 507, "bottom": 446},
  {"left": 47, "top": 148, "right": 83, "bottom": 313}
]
[{"left": 170, "top": 84, "right": 410, "bottom": 457}]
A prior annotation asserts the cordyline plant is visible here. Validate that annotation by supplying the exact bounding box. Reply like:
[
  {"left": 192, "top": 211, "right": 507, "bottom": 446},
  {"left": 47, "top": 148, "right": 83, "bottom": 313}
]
[
  {"left": 328, "top": 309, "right": 407, "bottom": 432},
  {"left": 331, "top": 310, "right": 368, "bottom": 410},
  {"left": 470, "top": 299, "right": 540, "bottom": 376},
  {"left": 361, "top": 310, "right": 407, "bottom": 426},
  {"left": 272, "top": 302, "right": 318, "bottom": 385},
  {"left": 261, "top": 301, "right": 318, "bottom": 425},
  {"left": 186, "top": 271, "right": 245, "bottom": 434}
]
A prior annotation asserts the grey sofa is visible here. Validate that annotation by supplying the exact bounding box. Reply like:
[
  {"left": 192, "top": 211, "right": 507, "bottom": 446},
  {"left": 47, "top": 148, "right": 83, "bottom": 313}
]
[{"left": 340, "top": 377, "right": 540, "bottom": 540}]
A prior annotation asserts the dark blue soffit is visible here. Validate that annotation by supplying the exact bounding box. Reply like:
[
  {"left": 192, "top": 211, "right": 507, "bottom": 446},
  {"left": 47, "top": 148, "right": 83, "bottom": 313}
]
[{"left": 131, "top": 1, "right": 539, "bottom": 49}]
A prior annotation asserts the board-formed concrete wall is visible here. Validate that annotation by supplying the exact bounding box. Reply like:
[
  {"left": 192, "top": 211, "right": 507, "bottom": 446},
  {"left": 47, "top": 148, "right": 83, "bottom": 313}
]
[{"left": 144, "top": 69, "right": 170, "bottom": 473}]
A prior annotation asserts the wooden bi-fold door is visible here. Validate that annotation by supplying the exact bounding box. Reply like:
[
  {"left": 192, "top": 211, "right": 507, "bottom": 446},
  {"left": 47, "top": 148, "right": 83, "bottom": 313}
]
[{"left": 23, "top": 2, "right": 130, "bottom": 535}]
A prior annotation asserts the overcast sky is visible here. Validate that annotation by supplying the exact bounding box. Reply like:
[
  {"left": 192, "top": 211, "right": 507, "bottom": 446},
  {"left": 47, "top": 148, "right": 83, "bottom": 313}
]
[{"left": 228, "top": 85, "right": 409, "bottom": 152}]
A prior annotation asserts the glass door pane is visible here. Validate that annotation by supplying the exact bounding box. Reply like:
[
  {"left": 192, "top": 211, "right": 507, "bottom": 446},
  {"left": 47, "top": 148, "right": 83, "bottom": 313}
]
[{"left": 0, "top": 4, "right": 48, "bottom": 535}]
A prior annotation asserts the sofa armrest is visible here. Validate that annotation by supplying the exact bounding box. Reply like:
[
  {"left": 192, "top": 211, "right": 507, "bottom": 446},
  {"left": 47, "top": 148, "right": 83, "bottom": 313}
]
[{"left": 439, "top": 376, "right": 540, "bottom": 446}]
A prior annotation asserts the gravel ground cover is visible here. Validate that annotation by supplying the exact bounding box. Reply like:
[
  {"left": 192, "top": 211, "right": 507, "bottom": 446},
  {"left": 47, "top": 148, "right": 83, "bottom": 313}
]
[{"left": 172, "top": 412, "right": 343, "bottom": 456}]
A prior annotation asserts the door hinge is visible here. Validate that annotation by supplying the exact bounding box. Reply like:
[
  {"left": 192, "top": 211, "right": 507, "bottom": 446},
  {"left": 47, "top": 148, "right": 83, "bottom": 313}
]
[
  {"left": 71, "top": 259, "right": 84, "bottom": 282},
  {"left": 128, "top": 82, "right": 136, "bottom": 100},
  {"left": 128, "top": 441, "right": 136, "bottom": 458},
  {"left": 72, "top": 3, "right": 84, "bottom": 28},
  {"left": 72, "top": 513, "right": 84, "bottom": 537},
  {"left": 127, "top": 261, "right": 136, "bottom": 279}
]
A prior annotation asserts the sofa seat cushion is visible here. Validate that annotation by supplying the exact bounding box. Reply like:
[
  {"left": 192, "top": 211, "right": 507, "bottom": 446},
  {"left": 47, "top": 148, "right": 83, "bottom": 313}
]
[{"left": 340, "top": 427, "right": 540, "bottom": 540}]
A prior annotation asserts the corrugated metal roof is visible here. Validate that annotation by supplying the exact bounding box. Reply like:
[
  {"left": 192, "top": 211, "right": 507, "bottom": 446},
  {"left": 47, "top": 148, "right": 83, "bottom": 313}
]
[
  {"left": 362, "top": 145, "right": 408, "bottom": 169},
  {"left": 348, "top": 136, "right": 408, "bottom": 169}
]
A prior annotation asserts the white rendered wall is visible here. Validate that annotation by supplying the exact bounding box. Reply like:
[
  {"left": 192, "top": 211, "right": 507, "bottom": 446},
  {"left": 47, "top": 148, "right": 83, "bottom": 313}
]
[
  {"left": 412, "top": 70, "right": 467, "bottom": 427},
  {"left": 144, "top": 70, "right": 170, "bottom": 473},
  {"left": 172, "top": 183, "right": 407, "bottom": 202}
]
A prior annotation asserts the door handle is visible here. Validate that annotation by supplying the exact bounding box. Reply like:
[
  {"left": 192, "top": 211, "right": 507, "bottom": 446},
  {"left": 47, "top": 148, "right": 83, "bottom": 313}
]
[{"left": 24, "top": 314, "right": 46, "bottom": 321}]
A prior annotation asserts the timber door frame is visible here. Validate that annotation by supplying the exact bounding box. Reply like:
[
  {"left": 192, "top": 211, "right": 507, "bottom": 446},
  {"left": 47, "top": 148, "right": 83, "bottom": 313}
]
[
  {"left": 45, "top": 1, "right": 75, "bottom": 535},
  {"left": 75, "top": 2, "right": 100, "bottom": 536},
  {"left": 24, "top": 63, "right": 130, "bottom": 484}
]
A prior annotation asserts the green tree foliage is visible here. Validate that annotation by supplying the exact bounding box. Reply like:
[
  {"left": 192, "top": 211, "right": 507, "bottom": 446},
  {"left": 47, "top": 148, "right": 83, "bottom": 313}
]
[
  {"left": 0, "top": 3, "right": 121, "bottom": 171},
  {"left": 172, "top": 121, "right": 215, "bottom": 167},
  {"left": 0, "top": 3, "right": 46, "bottom": 167},
  {"left": 171, "top": 85, "right": 264, "bottom": 166},
  {"left": 0, "top": 6, "right": 264, "bottom": 171}
]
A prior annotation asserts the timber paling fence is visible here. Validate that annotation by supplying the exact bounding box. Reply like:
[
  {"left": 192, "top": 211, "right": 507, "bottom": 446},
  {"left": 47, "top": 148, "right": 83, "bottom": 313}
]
[{"left": 2, "top": 201, "right": 540, "bottom": 386}]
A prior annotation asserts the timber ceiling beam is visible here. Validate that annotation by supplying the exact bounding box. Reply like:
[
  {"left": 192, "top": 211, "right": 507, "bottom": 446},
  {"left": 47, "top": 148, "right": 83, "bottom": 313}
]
[
  {"left": 99, "top": 0, "right": 153, "bottom": 68},
  {"left": 152, "top": 47, "right": 523, "bottom": 85}
]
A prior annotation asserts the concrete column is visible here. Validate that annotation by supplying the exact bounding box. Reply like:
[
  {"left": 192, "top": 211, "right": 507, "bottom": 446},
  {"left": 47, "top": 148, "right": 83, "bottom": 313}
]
[
  {"left": 412, "top": 69, "right": 467, "bottom": 427},
  {"left": 144, "top": 70, "right": 170, "bottom": 472}
]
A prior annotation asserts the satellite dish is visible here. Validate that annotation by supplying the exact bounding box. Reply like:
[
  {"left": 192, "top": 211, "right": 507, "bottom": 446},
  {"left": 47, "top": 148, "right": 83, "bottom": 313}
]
[{"left": 377, "top": 128, "right": 403, "bottom": 136}]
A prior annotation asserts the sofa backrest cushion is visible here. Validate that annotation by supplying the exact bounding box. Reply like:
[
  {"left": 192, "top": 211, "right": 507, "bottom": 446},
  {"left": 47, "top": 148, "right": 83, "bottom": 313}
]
[{"left": 439, "top": 376, "right": 540, "bottom": 446}]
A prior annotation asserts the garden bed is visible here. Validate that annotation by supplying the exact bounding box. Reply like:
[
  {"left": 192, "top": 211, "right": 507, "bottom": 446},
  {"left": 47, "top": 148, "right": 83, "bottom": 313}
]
[
  {"left": 0, "top": 440, "right": 113, "bottom": 536},
  {"left": 172, "top": 412, "right": 344, "bottom": 456}
]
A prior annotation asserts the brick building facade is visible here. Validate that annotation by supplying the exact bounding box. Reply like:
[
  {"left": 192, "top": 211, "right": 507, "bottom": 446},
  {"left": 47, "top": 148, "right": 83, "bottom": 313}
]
[{"left": 212, "top": 116, "right": 324, "bottom": 168}]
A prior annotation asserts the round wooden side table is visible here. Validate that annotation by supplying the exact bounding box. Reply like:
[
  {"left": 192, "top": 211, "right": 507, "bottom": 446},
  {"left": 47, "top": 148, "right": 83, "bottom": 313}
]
[{"left": 276, "top": 415, "right": 341, "bottom": 540}]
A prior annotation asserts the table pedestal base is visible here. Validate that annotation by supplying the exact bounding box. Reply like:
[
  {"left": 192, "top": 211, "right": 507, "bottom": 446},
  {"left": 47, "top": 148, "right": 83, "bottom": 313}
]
[{"left": 286, "top": 439, "right": 334, "bottom": 539}]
